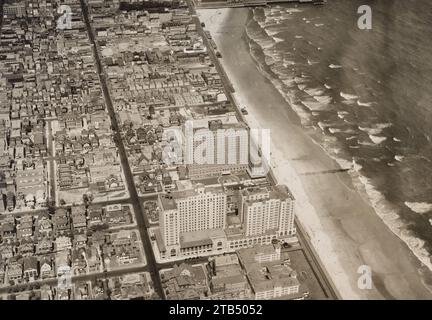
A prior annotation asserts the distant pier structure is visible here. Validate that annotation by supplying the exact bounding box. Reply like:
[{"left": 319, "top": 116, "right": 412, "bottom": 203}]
[{"left": 194, "top": 0, "right": 325, "bottom": 9}]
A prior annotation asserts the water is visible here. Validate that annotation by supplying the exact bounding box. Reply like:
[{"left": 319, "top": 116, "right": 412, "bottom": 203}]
[{"left": 244, "top": 0, "right": 432, "bottom": 270}]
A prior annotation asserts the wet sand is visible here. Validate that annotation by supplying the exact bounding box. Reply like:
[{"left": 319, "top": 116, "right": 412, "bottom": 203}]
[{"left": 198, "top": 7, "right": 432, "bottom": 299}]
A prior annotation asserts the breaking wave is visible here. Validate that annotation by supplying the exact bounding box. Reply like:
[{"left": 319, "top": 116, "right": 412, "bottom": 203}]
[{"left": 245, "top": 6, "right": 432, "bottom": 276}]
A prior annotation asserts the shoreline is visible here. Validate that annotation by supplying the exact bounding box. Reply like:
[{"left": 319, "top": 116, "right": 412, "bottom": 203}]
[{"left": 198, "top": 7, "right": 432, "bottom": 299}]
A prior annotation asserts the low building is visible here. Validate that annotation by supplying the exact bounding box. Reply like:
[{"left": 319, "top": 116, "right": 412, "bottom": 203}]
[
  {"left": 0, "top": 262, "right": 5, "bottom": 285},
  {"left": 208, "top": 254, "right": 251, "bottom": 299},
  {"left": 8, "top": 261, "right": 23, "bottom": 284},
  {"left": 36, "top": 238, "right": 53, "bottom": 255},
  {"left": 23, "top": 256, "right": 39, "bottom": 281},
  {"left": 109, "top": 273, "right": 153, "bottom": 300},
  {"left": 36, "top": 215, "right": 53, "bottom": 238},
  {"left": 71, "top": 206, "right": 87, "bottom": 232},
  {"left": 56, "top": 236, "right": 72, "bottom": 252},
  {"left": 237, "top": 244, "right": 303, "bottom": 300},
  {"left": 40, "top": 257, "right": 54, "bottom": 279},
  {"left": 105, "top": 204, "right": 131, "bottom": 226},
  {"left": 161, "top": 263, "right": 209, "bottom": 300}
]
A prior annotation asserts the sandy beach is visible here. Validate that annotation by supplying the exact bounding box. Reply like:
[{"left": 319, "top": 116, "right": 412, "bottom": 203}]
[{"left": 198, "top": 7, "right": 432, "bottom": 299}]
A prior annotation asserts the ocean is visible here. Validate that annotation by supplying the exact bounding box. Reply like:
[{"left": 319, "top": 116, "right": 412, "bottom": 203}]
[{"left": 244, "top": 0, "right": 432, "bottom": 270}]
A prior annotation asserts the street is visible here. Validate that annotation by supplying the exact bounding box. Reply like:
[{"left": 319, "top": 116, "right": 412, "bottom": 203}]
[{"left": 79, "top": 0, "right": 164, "bottom": 298}]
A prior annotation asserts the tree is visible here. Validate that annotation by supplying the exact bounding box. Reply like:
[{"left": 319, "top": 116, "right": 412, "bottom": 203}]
[
  {"left": 87, "top": 192, "right": 94, "bottom": 204},
  {"left": 47, "top": 200, "right": 56, "bottom": 215},
  {"left": 82, "top": 194, "right": 89, "bottom": 206}
]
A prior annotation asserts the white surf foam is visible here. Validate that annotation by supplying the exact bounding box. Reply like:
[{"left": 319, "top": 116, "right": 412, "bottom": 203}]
[
  {"left": 353, "top": 174, "right": 432, "bottom": 274},
  {"left": 357, "top": 100, "right": 374, "bottom": 107},
  {"left": 302, "top": 99, "right": 331, "bottom": 112},
  {"left": 285, "top": 8, "right": 303, "bottom": 14},
  {"left": 304, "top": 88, "right": 324, "bottom": 96},
  {"left": 340, "top": 92, "right": 359, "bottom": 100},
  {"left": 376, "top": 123, "right": 392, "bottom": 129},
  {"left": 358, "top": 141, "right": 376, "bottom": 147},
  {"left": 337, "top": 111, "right": 349, "bottom": 119},
  {"left": 359, "top": 126, "right": 383, "bottom": 135},
  {"left": 314, "top": 95, "right": 332, "bottom": 105},
  {"left": 369, "top": 135, "right": 387, "bottom": 144},
  {"left": 395, "top": 155, "right": 404, "bottom": 162},
  {"left": 329, "top": 128, "right": 343, "bottom": 134},
  {"left": 245, "top": 12, "right": 432, "bottom": 277},
  {"left": 265, "top": 28, "right": 279, "bottom": 36},
  {"left": 281, "top": 78, "right": 296, "bottom": 87},
  {"left": 317, "top": 121, "right": 329, "bottom": 131},
  {"left": 405, "top": 202, "right": 432, "bottom": 214}
]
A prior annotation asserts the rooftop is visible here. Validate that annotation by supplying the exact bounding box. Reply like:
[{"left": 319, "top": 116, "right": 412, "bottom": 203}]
[{"left": 180, "top": 228, "right": 225, "bottom": 249}]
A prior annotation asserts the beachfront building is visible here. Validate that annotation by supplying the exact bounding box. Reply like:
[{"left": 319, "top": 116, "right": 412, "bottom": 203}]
[
  {"left": 225, "top": 185, "right": 296, "bottom": 251},
  {"left": 157, "top": 184, "right": 227, "bottom": 258},
  {"left": 185, "top": 120, "right": 249, "bottom": 179},
  {"left": 237, "top": 244, "right": 304, "bottom": 300},
  {"left": 155, "top": 181, "right": 297, "bottom": 261},
  {"left": 240, "top": 185, "right": 296, "bottom": 238}
]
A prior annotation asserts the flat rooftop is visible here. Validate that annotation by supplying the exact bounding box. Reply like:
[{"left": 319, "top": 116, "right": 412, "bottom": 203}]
[{"left": 180, "top": 228, "right": 225, "bottom": 249}]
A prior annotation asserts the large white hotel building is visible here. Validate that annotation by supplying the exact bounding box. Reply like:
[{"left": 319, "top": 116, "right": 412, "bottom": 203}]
[
  {"left": 184, "top": 119, "right": 250, "bottom": 179},
  {"left": 156, "top": 183, "right": 296, "bottom": 260}
]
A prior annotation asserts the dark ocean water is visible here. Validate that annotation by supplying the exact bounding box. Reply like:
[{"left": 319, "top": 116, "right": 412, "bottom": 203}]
[{"left": 245, "top": 0, "right": 432, "bottom": 269}]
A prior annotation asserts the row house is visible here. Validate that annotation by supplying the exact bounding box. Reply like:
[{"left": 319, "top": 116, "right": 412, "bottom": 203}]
[
  {"left": 88, "top": 206, "right": 104, "bottom": 227},
  {"left": 74, "top": 234, "right": 88, "bottom": 248},
  {"left": 16, "top": 215, "right": 34, "bottom": 239},
  {"left": 0, "top": 244, "right": 14, "bottom": 260},
  {"left": 86, "top": 245, "right": 102, "bottom": 273},
  {"left": 17, "top": 239, "right": 34, "bottom": 256},
  {"left": 36, "top": 237, "right": 53, "bottom": 255},
  {"left": 55, "top": 235, "right": 72, "bottom": 252},
  {"left": 8, "top": 261, "right": 23, "bottom": 284},
  {"left": 58, "top": 164, "right": 89, "bottom": 190},
  {"left": 36, "top": 214, "right": 53, "bottom": 238},
  {"left": 1, "top": 219, "right": 16, "bottom": 240},
  {"left": 55, "top": 251, "right": 71, "bottom": 277},
  {"left": 40, "top": 256, "right": 54, "bottom": 279},
  {"left": 57, "top": 112, "right": 83, "bottom": 130},
  {"left": 71, "top": 206, "right": 87, "bottom": 233},
  {"left": 0, "top": 262, "right": 5, "bottom": 286},
  {"left": 23, "top": 256, "right": 38, "bottom": 281},
  {"left": 53, "top": 208, "right": 71, "bottom": 236},
  {"left": 71, "top": 248, "right": 87, "bottom": 275},
  {"left": 105, "top": 204, "right": 131, "bottom": 226}
]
